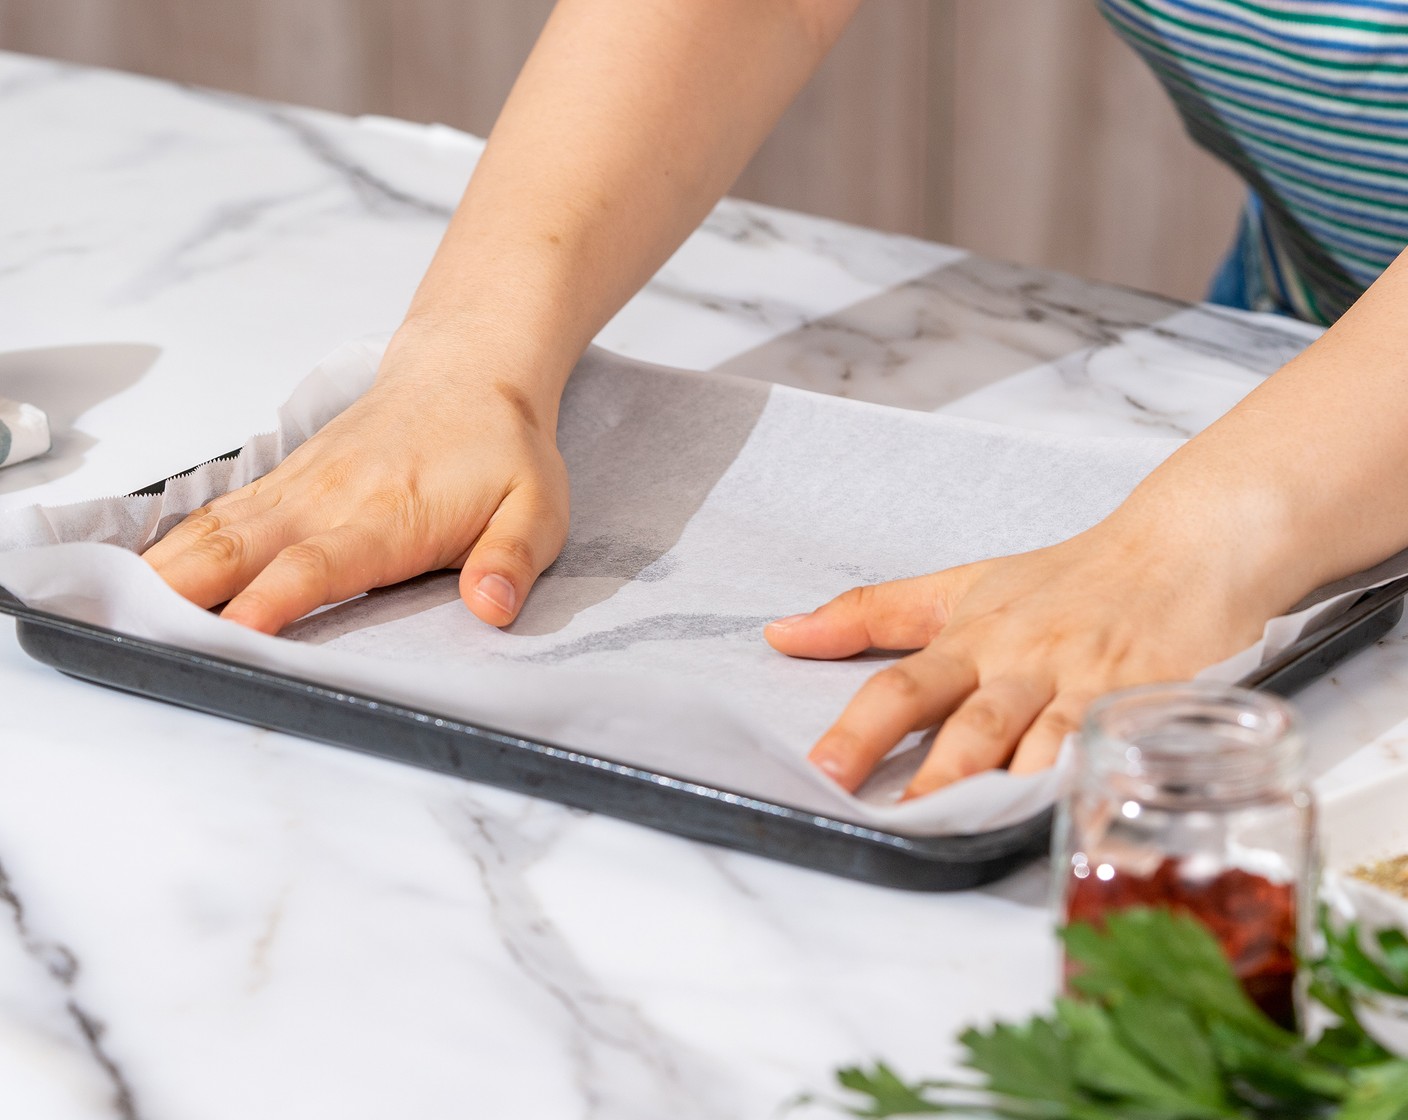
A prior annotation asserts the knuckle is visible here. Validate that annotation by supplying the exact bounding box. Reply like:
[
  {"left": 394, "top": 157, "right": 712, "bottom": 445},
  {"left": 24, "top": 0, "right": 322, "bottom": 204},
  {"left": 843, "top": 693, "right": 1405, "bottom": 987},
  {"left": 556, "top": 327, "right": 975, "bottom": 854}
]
[
  {"left": 178, "top": 510, "right": 226, "bottom": 539},
  {"left": 835, "top": 584, "right": 870, "bottom": 612},
  {"left": 526, "top": 494, "right": 570, "bottom": 541},
  {"left": 853, "top": 583, "right": 882, "bottom": 613},
  {"left": 869, "top": 664, "right": 925, "bottom": 703},
  {"left": 208, "top": 480, "right": 270, "bottom": 514},
  {"left": 485, "top": 532, "right": 537, "bottom": 574},
  {"left": 196, "top": 528, "right": 249, "bottom": 567},
  {"left": 361, "top": 487, "right": 415, "bottom": 529},
  {"left": 278, "top": 539, "right": 337, "bottom": 574},
  {"left": 948, "top": 698, "right": 1010, "bottom": 742},
  {"left": 1039, "top": 705, "right": 1084, "bottom": 738},
  {"left": 306, "top": 460, "right": 354, "bottom": 503}
]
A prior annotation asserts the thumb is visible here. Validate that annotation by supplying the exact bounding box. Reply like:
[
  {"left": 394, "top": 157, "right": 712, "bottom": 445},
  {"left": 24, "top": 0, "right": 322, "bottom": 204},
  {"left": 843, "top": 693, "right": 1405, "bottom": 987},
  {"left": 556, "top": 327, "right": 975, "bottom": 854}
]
[
  {"left": 459, "top": 488, "right": 567, "bottom": 627},
  {"left": 764, "top": 570, "right": 964, "bottom": 660}
]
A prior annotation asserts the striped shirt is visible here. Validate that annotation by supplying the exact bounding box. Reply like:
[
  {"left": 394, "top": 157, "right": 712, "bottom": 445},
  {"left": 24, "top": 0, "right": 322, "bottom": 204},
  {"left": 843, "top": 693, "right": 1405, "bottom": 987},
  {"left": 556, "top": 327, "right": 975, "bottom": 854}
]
[{"left": 1097, "top": 0, "right": 1408, "bottom": 323}]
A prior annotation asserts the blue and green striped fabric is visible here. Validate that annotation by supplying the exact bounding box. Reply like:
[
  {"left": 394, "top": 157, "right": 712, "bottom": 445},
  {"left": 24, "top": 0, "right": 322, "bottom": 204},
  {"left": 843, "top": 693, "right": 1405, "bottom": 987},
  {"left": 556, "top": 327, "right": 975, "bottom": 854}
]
[{"left": 1097, "top": 0, "right": 1408, "bottom": 323}]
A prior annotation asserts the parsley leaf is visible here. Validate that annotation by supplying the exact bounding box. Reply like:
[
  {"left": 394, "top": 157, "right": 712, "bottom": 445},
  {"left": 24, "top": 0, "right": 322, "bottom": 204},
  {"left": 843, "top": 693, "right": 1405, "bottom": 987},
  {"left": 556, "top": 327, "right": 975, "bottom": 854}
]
[
  {"left": 833, "top": 1064, "right": 948, "bottom": 1117},
  {"left": 820, "top": 907, "right": 1408, "bottom": 1120}
]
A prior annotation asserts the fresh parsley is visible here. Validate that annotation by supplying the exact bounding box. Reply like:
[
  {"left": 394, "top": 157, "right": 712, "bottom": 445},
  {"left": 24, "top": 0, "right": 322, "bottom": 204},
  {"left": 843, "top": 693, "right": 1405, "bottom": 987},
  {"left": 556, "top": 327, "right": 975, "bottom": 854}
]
[{"left": 822, "top": 908, "right": 1408, "bottom": 1120}]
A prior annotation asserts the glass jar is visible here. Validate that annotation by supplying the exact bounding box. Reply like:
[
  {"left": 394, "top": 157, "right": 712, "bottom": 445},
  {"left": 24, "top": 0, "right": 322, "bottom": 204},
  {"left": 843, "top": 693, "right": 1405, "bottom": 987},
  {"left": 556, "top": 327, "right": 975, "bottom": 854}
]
[{"left": 1053, "top": 681, "right": 1316, "bottom": 1029}]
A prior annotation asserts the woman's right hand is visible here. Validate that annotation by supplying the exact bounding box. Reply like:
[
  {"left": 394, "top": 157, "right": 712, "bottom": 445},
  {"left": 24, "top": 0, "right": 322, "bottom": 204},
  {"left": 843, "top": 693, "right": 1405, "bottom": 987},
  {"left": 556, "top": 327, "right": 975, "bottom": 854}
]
[
  {"left": 142, "top": 320, "right": 571, "bottom": 635},
  {"left": 139, "top": 0, "right": 868, "bottom": 635}
]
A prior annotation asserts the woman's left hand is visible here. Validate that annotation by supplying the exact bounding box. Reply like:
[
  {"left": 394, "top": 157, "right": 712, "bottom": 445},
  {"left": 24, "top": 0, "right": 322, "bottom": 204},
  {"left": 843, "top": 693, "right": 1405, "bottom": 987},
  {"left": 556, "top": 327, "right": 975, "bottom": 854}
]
[
  {"left": 766, "top": 253, "right": 1408, "bottom": 800},
  {"left": 763, "top": 524, "right": 1272, "bottom": 799}
]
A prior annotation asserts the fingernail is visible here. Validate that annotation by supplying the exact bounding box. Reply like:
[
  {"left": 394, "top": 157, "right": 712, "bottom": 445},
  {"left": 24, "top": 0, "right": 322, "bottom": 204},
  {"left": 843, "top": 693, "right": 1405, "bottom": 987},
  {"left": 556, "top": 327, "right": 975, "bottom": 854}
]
[
  {"left": 475, "top": 574, "right": 516, "bottom": 614},
  {"left": 767, "top": 613, "right": 809, "bottom": 630},
  {"left": 812, "top": 753, "right": 848, "bottom": 782}
]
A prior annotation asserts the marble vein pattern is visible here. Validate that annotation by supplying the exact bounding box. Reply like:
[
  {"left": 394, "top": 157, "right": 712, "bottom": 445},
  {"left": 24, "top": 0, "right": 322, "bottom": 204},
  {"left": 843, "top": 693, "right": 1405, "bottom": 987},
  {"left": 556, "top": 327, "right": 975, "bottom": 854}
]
[
  {"left": 3, "top": 47, "right": 1407, "bottom": 1120},
  {"left": 0, "top": 50, "right": 953, "bottom": 512},
  {"left": 717, "top": 255, "right": 1323, "bottom": 436}
]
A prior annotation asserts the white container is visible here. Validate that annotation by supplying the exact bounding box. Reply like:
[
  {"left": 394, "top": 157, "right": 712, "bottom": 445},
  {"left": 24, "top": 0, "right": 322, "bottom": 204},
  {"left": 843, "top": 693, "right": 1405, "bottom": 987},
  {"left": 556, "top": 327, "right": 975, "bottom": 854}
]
[
  {"left": 1319, "top": 767, "right": 1408, "bottom": 1057},
  {"left": 0, "top": 397, "right": 51, "bottom": 468}
]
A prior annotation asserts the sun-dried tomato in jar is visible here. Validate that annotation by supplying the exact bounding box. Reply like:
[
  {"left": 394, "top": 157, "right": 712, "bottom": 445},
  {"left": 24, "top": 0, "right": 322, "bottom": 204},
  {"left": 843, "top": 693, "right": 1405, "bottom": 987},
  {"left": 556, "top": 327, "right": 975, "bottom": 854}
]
[{"left": 1054, "top": 683, "right": 1314, "bottom": 1031}]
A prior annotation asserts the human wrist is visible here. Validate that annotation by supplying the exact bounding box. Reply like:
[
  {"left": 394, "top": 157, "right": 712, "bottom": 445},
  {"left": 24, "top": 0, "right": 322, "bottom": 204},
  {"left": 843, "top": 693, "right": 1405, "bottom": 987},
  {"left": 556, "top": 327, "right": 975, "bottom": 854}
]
[
  {"left": 378, "top": 304, "right": 579, "bottom": 427},
  {"left": 1094, "top": 465, "right": 1315, "bottom": 629}
]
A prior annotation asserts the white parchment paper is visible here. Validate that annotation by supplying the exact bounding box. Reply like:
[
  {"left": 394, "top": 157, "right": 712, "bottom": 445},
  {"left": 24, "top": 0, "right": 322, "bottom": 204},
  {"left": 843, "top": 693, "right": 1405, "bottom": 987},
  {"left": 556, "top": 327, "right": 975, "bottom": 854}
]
[{"left": 0, "top": 340, "right": 1394, "bottom": 835}]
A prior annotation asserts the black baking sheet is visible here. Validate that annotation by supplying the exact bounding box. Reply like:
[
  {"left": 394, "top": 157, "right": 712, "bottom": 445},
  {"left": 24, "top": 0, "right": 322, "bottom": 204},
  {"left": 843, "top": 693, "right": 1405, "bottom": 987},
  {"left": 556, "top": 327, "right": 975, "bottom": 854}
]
[{"left": 2, "top": 561, "right": 1403, "bottom": 891}]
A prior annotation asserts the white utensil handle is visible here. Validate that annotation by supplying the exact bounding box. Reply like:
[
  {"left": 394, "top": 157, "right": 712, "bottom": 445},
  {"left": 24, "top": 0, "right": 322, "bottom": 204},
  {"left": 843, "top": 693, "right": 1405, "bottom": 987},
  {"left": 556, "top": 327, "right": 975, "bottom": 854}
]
[{"left": 0, "top": 398, "right": 52, "bottom": 468}]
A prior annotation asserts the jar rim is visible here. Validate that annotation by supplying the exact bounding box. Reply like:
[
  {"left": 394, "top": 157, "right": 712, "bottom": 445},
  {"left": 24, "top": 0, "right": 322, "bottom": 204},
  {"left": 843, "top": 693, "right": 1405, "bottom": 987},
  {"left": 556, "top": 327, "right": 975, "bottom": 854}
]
[{"left": 1080, "top": 681, "right": 1304, "bottom": 796}]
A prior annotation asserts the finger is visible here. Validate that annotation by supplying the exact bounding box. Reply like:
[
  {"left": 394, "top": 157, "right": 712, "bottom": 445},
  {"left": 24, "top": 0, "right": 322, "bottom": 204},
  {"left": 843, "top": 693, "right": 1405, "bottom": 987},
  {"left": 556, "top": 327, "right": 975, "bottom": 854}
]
[
  {"left": 765, "top": 573, "right": 965, "bottom": 660},
  {"left": 144, "top": 509, "right": 296, "bottom": 610},
  {"left": 808, "top": 647, "right": 978, "bottom": 792},
  {"left": 142, "top": 505, "right": 234, "bottom": 571},
  {"left": 220, "top": 526, "right": 387, "bottom": 634},
  {"left": 903, "top": 676, "right": 1053, "bottom": 798},
  {"left": 140, "top": 473, "right": 280, "bottom": 560},
  {"left": 458, "top": 486, "right": 568, "bottom": 627},
  {"left": 1008, "top": 689, "right": 1099, "bottom": 776}
]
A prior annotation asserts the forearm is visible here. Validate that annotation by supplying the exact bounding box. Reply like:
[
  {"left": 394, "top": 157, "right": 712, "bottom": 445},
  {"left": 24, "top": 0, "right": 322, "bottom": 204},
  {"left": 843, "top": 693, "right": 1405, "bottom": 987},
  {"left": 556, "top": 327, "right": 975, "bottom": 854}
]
[
  {"left": 1106, "top": 248, "right": 1408, "bottom": 617},
  {"left": 397, "top": 0, "right": 862, "bottom": 418}
]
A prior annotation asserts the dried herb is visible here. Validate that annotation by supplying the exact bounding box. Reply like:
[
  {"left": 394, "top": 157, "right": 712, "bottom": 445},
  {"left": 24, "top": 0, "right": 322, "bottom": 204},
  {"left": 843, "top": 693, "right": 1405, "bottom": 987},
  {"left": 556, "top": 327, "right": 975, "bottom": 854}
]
[
  {"left": 819, "top": 908, "right": 1408, "bottom": 1120},
  {"left": 1353, "top": 856, "right": 1408, "bottom": 901}
]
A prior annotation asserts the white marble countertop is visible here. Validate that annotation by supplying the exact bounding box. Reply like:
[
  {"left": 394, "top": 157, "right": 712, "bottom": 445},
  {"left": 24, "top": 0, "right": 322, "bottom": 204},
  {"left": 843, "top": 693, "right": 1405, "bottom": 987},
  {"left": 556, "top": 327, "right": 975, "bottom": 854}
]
[{"left": 4, "top": 50, "right": 1408, "bottom": 1120}]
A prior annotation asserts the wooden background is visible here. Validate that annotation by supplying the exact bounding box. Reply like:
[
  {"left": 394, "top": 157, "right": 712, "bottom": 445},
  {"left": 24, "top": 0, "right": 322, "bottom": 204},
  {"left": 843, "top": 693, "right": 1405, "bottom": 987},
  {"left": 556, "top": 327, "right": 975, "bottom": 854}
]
[{"left": 1, "top": 0, "right": 1244, "bottom": 300}]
